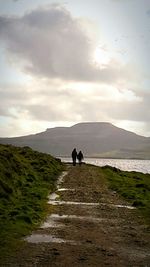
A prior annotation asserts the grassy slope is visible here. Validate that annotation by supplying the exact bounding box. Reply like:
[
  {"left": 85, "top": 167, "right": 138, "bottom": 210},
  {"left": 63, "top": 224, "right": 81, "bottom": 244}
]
[
  {"left": 101, "top": 165, "right": 150, "bottom": 224},
  {"left": 0, "top": 144, "right": 64, "bottom": 261},
  {"left": 1, "top": 144, "right": 149, "bottom": 262}
]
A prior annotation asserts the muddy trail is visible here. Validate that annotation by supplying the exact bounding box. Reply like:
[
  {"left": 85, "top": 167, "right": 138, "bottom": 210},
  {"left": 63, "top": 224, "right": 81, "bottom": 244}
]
[{"left": 4, "top": 164, "right": 150, "bottom": 266}]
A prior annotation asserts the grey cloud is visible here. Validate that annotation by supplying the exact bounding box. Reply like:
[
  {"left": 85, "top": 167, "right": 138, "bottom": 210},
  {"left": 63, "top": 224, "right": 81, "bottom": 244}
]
[
  {"left": 20, "top": 83, "right": 150, "bottom": 124},
  {"left": 106, "top": 102, "right": 150, "bottom": 122},
  {"left": 146, "top": 9, "right": 150, "bottom": 17},
  {"left": 0, "top": 85, "right": 27, "bottom": 101},
  {"left": 0, "top": 81, "right": 78, "bottom": 121},
  {"left": 0, "top": 5, "right": 128, "bottom": 83},
  {"left": 1, "top": 80, "right": 150, "bottom": 138},
  {"left": 27, "top": 103, "right": 74, "bottom": 121},
  {"left": 0, "top": 106, "right": 10, "bottom": 117},
  {"left": 74, "top": 89, "right": 150, "bottom": 124},
  {"left": 0, "top": 84, "right": 30, "bottom": 118},
  {"left": 118, "top": 0, "right": 135, "bottom": 1}
]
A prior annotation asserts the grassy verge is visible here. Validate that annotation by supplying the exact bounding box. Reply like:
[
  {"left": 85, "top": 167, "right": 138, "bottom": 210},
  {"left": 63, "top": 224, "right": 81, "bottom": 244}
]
[
  {"left": 0, "top": 144, "right": 64, "bottom": 262},
  {"left": 101, "top": 165, "right": 150, "bottom": 224}
]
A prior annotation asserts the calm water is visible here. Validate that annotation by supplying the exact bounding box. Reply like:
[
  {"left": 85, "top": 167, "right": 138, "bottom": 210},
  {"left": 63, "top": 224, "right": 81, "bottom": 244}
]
[{"left": 60, "top": 157, "right": 150, "bottom": 174}]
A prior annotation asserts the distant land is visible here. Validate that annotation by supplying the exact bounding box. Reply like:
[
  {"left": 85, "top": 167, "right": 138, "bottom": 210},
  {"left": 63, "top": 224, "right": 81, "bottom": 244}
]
[{"left": 0, "top": 122, "right": 150, "bottom": 159}]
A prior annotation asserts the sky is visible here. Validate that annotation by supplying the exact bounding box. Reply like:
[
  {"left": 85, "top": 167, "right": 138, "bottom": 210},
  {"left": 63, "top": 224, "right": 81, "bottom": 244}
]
[{"left": 0, "top": 0, "right": 150, "bottom": 137}]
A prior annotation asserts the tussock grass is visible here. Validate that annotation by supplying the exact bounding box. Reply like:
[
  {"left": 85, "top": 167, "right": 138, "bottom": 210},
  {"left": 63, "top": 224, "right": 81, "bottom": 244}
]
[
  {"left": 101, "top": 165, "right": 150, "bottom": 224},
  {"left": 0, "top": 144, "right": 64, "bottom": 261}
]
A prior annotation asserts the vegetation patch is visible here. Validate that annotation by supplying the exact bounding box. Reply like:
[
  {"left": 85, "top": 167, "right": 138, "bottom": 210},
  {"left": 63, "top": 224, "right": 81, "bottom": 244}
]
[
  {"left": 101, "top": 165, "right": 150, "bottom": 224},
  {"left": 0, "top": 144, "right": 64, "bottom": 262}
]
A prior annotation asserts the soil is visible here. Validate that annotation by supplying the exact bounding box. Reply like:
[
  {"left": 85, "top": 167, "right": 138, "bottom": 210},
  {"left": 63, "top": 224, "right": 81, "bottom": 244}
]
[{"left": 2, "top": 164, "right": 150, "bottom": 267}]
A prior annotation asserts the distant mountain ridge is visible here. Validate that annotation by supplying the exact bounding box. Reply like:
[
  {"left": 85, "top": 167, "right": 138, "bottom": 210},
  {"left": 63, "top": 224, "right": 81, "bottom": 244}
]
[{"left": 0, "top": 122, "right": 150, "bottom": 159}]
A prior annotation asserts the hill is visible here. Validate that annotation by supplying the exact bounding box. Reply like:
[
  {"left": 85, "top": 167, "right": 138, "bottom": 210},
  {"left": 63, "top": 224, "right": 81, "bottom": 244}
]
[{"left": 0, "top": 122, "right": 150, "bottom": 159}]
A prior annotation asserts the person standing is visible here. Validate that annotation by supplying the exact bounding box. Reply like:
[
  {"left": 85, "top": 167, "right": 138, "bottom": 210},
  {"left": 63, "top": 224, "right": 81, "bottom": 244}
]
[
  {"left": 77, "top": 150, "right": 84, "bottom": 165},
  {"left": 71, "top": 148, "right": 77, "bottom": 166}
]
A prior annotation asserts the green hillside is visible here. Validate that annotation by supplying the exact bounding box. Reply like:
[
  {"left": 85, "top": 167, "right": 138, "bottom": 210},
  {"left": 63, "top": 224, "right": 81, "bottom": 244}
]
[
  {"left": 1, "top": 122, "right": 150, "bottom": 159},
  {"left": 0, "top": 144, "right": 64, "bottom": 261},
  {"left": 101, "top": 165, "right": 150, "bottom": 224}
]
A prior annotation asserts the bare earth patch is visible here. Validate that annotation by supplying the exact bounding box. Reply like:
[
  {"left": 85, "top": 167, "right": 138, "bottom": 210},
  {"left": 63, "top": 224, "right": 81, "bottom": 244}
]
[{"left": 3, "top": 164, "right": 150, "bottom": 266}]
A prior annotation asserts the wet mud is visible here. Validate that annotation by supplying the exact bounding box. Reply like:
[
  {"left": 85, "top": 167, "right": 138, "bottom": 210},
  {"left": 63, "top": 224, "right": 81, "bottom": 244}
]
[{"left": 4, "top": 164, "right": 150, "bottom": 266}]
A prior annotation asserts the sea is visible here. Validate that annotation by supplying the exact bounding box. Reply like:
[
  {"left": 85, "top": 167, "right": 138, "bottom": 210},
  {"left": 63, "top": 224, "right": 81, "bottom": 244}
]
[{"left": 60, "top": 157, "right": 150, "bottom": 174}]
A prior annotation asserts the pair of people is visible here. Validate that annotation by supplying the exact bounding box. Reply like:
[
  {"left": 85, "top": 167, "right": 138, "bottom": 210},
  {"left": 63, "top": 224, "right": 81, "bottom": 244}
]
[{"left": 71, "top": 148, "right": 84, "bottom": 166}]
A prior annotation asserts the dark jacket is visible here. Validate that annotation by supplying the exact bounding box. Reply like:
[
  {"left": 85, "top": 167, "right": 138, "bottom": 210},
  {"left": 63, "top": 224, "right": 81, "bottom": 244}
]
[
  {"left": 72, "top": 148, "right": 77, "bottom": 159},
  {"left": 77, "top": 151, "right": 84, "bottom": 161}
]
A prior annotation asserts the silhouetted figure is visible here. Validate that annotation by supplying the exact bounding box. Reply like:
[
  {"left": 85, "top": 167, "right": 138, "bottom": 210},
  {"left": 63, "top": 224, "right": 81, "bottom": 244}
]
[
  {"left": 77, "top": 150, "right": 84, "bottom": 165},
  {"left": 72, "top": 148, "right": 77, "bottom": 166}
]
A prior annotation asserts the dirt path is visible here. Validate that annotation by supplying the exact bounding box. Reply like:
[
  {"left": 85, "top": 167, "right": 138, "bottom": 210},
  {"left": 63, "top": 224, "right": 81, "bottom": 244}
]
[{"left": 4, "top": 164, "right": 150, "bottom": 266}]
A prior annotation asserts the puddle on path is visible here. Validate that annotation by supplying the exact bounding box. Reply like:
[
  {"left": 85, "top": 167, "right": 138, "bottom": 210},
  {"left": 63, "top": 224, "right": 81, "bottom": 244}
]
[
  {"left": 50, "top": 213, "right": 103, "bottom": 221},
  {"left": 48, "top": 171, "right": 135, "bottom": 210},
  {"left": 48, "top": 200, "right": 100, "bottom": 206},
  {"left": 57, "top": 188, "right": 75, "bottom": 192},
  {"left": 56, "top": 171, "right": 68, "bottom": 190},
  {"left": 25, "top": 170, "right": 136, "bottom": 249},
  {"left": 100, "top": 203, "right": 136, "bottom": 210},
  {"left": 48, "top": 171, "right": 68, "bottom": 201},
  {"left": 25, "top": 234, "right": 77, "bottom": 245},
  {"left": 41, "top": 213, "right": 120, "bottom": 229},
  {"left": 41, "top": 217, "right": 64, "bottom": 229},
  {"left": 113, "top": 204, "right": 135, "bottom": 210},
  {"left": 49, "top": 192, "right": 59, "bottom": 201},
  {"left": 48, "top": 200, "right": 135, "bottom": 210}
]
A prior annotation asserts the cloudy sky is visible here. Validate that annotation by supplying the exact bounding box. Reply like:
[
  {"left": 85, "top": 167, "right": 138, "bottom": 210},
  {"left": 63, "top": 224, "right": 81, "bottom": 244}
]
[{"left": 0, "top": 0, "right": 150, "bottom": 137}]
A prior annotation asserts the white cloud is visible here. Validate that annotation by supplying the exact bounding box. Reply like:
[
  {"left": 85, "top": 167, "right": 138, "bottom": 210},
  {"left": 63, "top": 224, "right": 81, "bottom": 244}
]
[
  {"left": 0, "top": 76, "right": 150, "bottom": 137},
  {"left": 0, "top": 78, "right": 148, "bottom": 124}
]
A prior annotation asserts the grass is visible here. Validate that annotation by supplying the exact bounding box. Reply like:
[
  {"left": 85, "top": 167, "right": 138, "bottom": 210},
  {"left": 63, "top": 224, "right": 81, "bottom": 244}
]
[
  {"left": 101, "top": 165, "right": 150, "bottom": 224},
  {"left": 1, "top": 145, "right": 149, "bottom": 262},
  {"left": 0, "top": 144, "right": 64, "bottom": 262}
]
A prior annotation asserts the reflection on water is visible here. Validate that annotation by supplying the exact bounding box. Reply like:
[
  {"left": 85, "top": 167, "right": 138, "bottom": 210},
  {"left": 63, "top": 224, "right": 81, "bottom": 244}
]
[
  {"left": 61, "top": 157, "right": 150, "bottom": 174},
  {"left": 108, "top": 204, "right": 135, "bottom": 210},
  {"left": 46, "top": 213, "right": 121, "bottom": 222},
  {"left": 56, "top": 171, "right": 68, "bottom": 189},
  {"left": 25, "top": 234, "right": 77, "bottom": 244},
  {"left": 48, "top": 200, "right": 100, "bottom": 206},
  {"left": 58, "top": 188, "right": 75, "bottom": 192},
  {"left": 49, "top": 192, "right": 59, "bottom": 200},
  {"left": 40, "top": 213, "right": 124, "bottom": 229},
  {"left": 48, "top": 200, "right": 135, "bottom": 209},
  {"left": 41, "top": 217, "right": 64, "bottom": 228}
]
